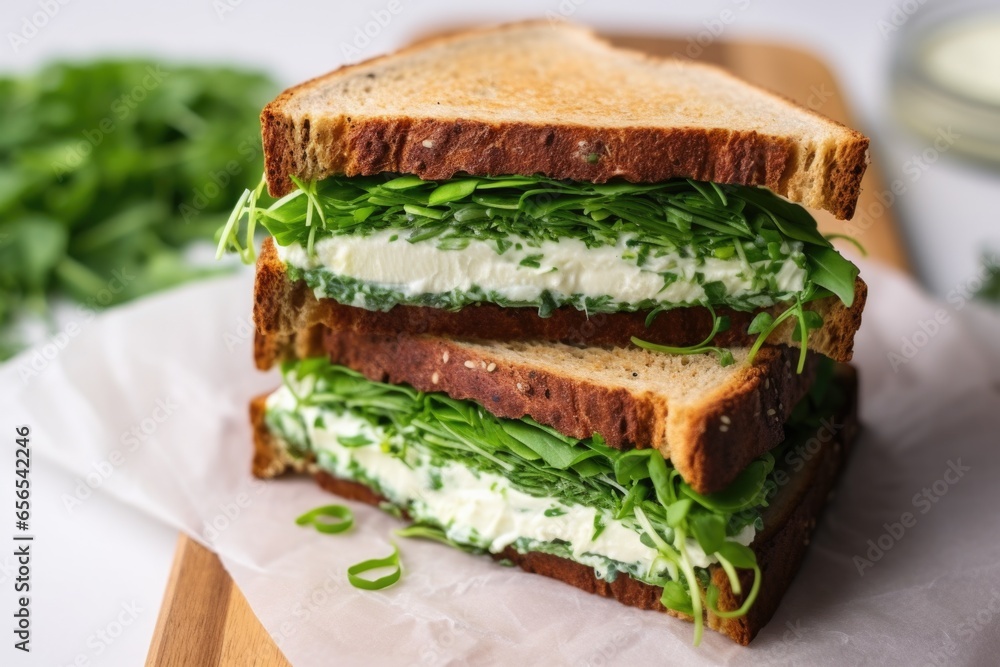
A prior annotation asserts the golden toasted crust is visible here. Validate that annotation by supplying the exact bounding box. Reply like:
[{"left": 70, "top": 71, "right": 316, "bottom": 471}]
[
  {"left": 261, "top": 22, "right": 869, "bottom": 219},
  {"left": 253, "top": 238, "right": 867, "bottom": 365},
  {"left": 248, "top": 366, "right": 859, "bottom": 645}
]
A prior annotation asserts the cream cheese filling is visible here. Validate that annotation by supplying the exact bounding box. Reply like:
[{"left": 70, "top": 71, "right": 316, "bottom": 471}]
[
  {"left": 276, "top": 231, "right": 806, "bottom": 307},
  {"left": 266, "top": 386, "right": 756, "bottom": 575}
]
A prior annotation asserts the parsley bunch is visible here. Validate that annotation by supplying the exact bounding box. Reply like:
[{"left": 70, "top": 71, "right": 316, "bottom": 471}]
[{"left": 0, "top": 60, "right": 276, "bottom": 358}]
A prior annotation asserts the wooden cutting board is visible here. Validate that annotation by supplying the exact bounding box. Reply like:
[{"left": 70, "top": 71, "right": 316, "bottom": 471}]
[{"left": 144, "top": 33, "right": 908, "bottom": 667}]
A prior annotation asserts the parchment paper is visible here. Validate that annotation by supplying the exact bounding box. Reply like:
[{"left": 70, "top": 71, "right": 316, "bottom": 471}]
[{"left": 3, "top": 259, "right": 999, "bottom": 666}]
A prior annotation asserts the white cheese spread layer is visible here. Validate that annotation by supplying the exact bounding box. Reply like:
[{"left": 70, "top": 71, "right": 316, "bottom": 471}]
[
  {"left": 276, "top": 231, "right": 806, "bottom": 309},
  {"left": 266, "top": 386, "right": 757, "bottom": 576}
]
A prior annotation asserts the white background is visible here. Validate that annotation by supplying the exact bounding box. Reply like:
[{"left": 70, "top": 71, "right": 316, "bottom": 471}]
[{"left": 1, "top": 1, "right": 998, "bottom": 665}]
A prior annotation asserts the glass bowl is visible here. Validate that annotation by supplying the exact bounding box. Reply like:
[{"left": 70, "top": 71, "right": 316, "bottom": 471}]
[{"left": 890, "top": 0, "right": 1000, "bottom": 164}]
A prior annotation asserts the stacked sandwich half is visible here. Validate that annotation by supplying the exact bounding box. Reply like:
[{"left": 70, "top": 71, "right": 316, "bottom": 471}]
[{"left": 222, "top": 23, "right": 869, "bottom": 645}]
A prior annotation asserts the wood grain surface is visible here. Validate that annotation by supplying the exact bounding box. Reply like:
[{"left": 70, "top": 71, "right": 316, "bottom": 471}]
[
  {"left": 145, "top": 34, "right": 908, "bottom": 667},
  {"left": 145, "top": 535, "right": 292, "bottom": 667}
]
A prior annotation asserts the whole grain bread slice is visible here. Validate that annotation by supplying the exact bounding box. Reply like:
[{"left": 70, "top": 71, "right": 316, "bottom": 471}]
[
  {"left": 254, "top": 237, "right": 867, "bottom": 364},
  {"left": 248, "top": 365, "right": 859, "bottom": 645},
  {"left": 254, "top": 317, "right": 818, "bottom": 494},
  {"left": 261, "top": 22, "right": 869, "bottom": 219}
]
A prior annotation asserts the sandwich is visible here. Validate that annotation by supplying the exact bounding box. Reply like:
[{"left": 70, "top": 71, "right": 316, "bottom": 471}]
[{"left": 219, "top": 22, "right": 868, "bottom": 645}]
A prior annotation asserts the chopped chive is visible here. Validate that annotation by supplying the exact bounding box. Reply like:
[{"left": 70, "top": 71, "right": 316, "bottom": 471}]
[
  {"left": 295, "top": 504, "right": 354, "bottom": 534},
  {"left": 347, "top": 544, "right": 402, "bottom": 590}
]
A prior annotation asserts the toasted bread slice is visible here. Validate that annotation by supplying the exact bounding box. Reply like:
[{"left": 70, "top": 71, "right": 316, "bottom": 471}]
[
  {"left": 249, "top": 365, "right": 859, "bottom": 645},
  {"left": 261, "top": 22, "right": 869, "bottom": 219},
  {"left": 254, "top": 319, "right": 817, "bottom": 494},
  {"left": 254, "top": 237, "right": 866, "bottom": 364}
]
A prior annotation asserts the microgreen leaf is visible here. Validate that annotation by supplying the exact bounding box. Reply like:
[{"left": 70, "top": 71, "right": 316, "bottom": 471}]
[
  {"left": 647, "top": 451, "right": 676, "bottom": 507},
  {"left": 660, "top": 580, "right": 694, "bottom": 615},
  {"left": 337, "top": 433, "right": 373, "bottom": 448},
  {"left": 634, "top": 303, "right": 735, "bottom": 366},
  {"left": 613, "top": 450, "right": 654, "bottom": 485},
  {"left": 715, "top": 541, "right": 756, "bottom": 569},
  {"left": 803, "top": 309, "right": 824, "bottom": 329},
  {"left": 689, "top": 512, "right": 726, "bottom": 554},
  {"left": 395, "top": 524, "right": 486, "bottom": 554},
  {"left": 747, "top": 312, "right": 774, "bottom": 335},
  {"left": 683, "top": 459, "right": 773, "bottom": 512},
  {"left": 403, "top": 204, "right": 447, "bottom": 220},
  {"left": 427, "top": 179, "right": 480, "bottom": 205},
  {"left": 382, "top": 175, "right": 426, "bottom": 190},
  {"left": 738, "top": 187, "right": 830, "bottom": 247},
  {"left": 808, "top": 246, "right": 859, "bottom": 307},
  {"left": 666, "top": 498, "right": 693, "bottom": 527},
  {"left": 501, "top": 420, "right": 601, "bottom": 469},
  {"left": 476, "top": 178, "right": 538, "bottom": 189},
  {"left": 744, "top": 299, "right": 808, "bottom": 371}
]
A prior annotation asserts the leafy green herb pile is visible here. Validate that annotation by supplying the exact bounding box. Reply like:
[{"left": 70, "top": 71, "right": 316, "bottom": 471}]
[
  {"left": 221, "top": 174, "right": 859, "bottom": 371},
  {"left": 267, "top": 357, "right": 841, "bottom": 644},
  {"left": 0, "top": 60, "right": 276, "bottom": 358},
  {"left": 221, "top": 173, "right": 858, "bottom": 307},
  {"left": 978, "top": 253, "right": 1000, "bottom": 303}
]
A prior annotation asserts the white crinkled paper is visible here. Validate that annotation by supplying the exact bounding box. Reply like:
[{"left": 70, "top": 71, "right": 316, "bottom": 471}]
[{"left": 2, "top": 259, "right": 999, "bottom": 666}]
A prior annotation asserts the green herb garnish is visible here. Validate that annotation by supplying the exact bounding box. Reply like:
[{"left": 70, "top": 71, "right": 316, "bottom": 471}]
[
  {"left": 219, "top": 173, "right": 855, "bottom": 304},
  {"left": 746, "top": 301, "right": 824, "bottom": 373},
  {"left": 220, "top": 173, "right": 858, "bottom": 370},
  {"left": 977, "top": 253, "right": 1000, "bottom": 303},
  {"left": 295, "top": 504, "right": 355, "bottom": 534},
  {"left": 395, "top": 524, "right": 486, "bottom": 554},
  {"left": 346, "top": 544, "right": 403, "bottom": 590},
  {"left": 0, "top": 60, "right": 275, "bottom": 358},
  {"left": 267, "top": 359, "right": 841, "bottom": 644},
  {"left": 632, "top": 305, "right": 735, "bottom": 366}
]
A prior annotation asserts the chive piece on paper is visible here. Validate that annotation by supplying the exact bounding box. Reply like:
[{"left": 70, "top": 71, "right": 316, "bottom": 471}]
[
  {"left": 347, "top": 545, "right": 402, "bottom": 590},
  {"left": 295, "top": 504, "right": 354, "bottom": 534}
]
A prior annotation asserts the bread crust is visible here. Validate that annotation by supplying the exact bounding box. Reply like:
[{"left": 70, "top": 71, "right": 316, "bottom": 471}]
[
  {"left": 318, "top": 329, "right": 816, "bottom": 495},
  {"left": 250, "top": 313, "right": 817, "bottom": 495},
  {"left": 253, "top": 237, "right": 867, "bottom": 365},
  {"left": 248, "top": 366, "right": 859, "bottom": 645},
  {"left": 261, "top": 22, "right": 868, "bottom": 219}
]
